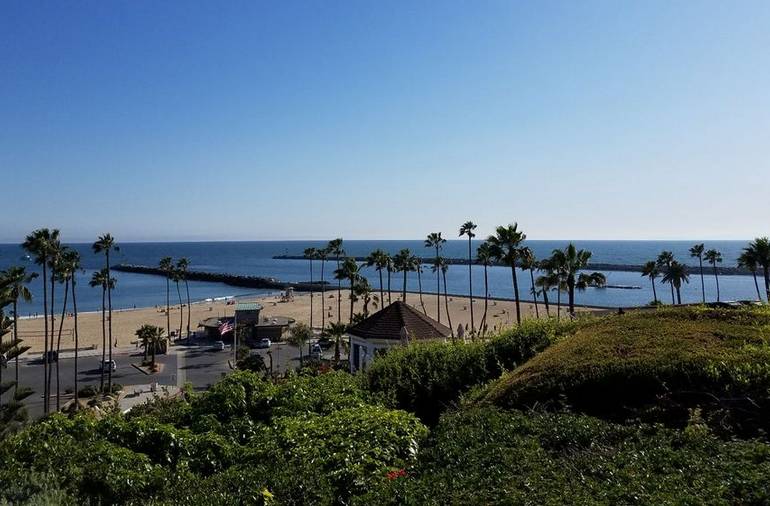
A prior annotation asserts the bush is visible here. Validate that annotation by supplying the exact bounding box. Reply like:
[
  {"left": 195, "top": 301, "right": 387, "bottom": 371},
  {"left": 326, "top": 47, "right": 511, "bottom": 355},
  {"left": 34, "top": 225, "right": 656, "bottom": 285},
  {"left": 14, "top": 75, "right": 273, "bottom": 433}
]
[
  {"left": 478, "top": 306, "right": 770, "bottom": 436},
  {"left": 363, "top": 319, "right": 573, "bottom": 424},
  {"left": 356, "top": 407, "right": 770, "bottom": 505}
]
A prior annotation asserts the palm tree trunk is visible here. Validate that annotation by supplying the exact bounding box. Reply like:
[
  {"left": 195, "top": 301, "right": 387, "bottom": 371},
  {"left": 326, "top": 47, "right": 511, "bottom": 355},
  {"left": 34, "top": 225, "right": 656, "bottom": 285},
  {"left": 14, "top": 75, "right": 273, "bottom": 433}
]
[
  {"left": 106, "top": 251, "right": 113, "bottom": 394},
  {"left": 349, "top": 277, "right": 355, "bottom": 325},
  {"left": 481, "top": 264, "right": 489, "bottom": 335},
  {"left": 100, "top": 287, "right": 106, "bottom": 392},
  {"left": 185, "top": 279, "right": 191, "bottom": 338},
  {"left": 529, "top": 268, "right": 539, "bottom": 318},
  {"left": 387, "top": 268, "right": 392, "bottom": 305},
  {"left": 176, "top": 282, "right": 183, "bottom": 338},
  {"left": 165, "top": 277, "right": 170, "bottom": 339},
  {"left": 48, "top": 272, "right": 55, "bottom": 413},
  {"left": 336, "top": 256, "right": 341, "bottom": 323},
  {"left": 55, "top": 277, "right": 70, "bottom": 410},
  {"left": 435, "top": 247, "right": 441, "bottom": 323},
  {"left": 402, "top": 270, "right": 407, "bottom": 302},
  {"left": 568, "top": 279, "right": 575, "bottom": 316},
  {"left": 556, "top": 285, "right": 562, "bottom": 321},
  {"left": 467, "top": 237, "right": 474, "bottom": 332},
  {"left": 511, "top": 265, "right": 521, "bottom": 325},
  {"left": 651, "top": 277, "right": 658, "bottom": 303},
  {"left": 417, "top": 265, "right": 426, "bottom": 315},
  {"left": 41, "top": 261, "right": 48, "bottom": 414},
  {"left": 72, "top": 277, "right": 79, "bottom": 408},
  {"left": 713, "top": 266, "right": 720, "bottom": 302},
  {"left": 443, "top": 269, "right": 454, "bottom": 339},
  {"left": 676, "top": 286, "right": 682, "bottom": 305},
  {"left": 669, "top": 273, "right": 675, "bottom": 305},
  {"left": 699, "top": 258, "right": 705, "bottom": 303},
  {"left": 13, "top": 299, "right": 19, "bottom": 396},
  {"left": 334, "top": 335, "right": 340, "bottom": 363},
  {"left": 542, "top": 289, "right": 550, "bottom": 317},
  {"left": 308, "top": 259, "right": 314, "bottom": 329},
  {"left": 377, "top": 269, "right": 384, "bottom": 310},
  {"left": 320, "top": 259, "right": 326, "bottom": 330},
  {"left": 752, "top": 271, "right": 762, "bottom": 301}
]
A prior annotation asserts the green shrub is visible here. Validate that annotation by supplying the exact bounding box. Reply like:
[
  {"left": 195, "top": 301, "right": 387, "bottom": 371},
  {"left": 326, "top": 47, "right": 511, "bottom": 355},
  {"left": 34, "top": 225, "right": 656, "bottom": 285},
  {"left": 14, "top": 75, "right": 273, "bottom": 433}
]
[
  {"left": 363, "top": 318, "right": 573, "bottom": 424},
  {"left": 478, "top": 306, "right": 770, "bottom": 436},
  {"left": 356, "top": 406, "right": 770, "bottom": 505}
]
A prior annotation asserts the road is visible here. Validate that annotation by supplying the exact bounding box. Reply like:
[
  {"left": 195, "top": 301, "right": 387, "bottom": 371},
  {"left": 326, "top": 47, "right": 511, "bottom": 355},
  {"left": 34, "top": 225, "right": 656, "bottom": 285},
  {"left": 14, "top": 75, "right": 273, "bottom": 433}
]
[{"left": 2, "top": 338, "right": 314, "bottom": 419}]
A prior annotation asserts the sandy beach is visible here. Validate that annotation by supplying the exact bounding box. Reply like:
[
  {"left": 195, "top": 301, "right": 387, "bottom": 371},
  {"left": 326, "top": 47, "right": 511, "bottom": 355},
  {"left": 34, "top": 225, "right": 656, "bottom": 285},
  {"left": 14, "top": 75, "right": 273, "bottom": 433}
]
[{"left": 13, "top": 290, "right": 602, "bottom": 353}]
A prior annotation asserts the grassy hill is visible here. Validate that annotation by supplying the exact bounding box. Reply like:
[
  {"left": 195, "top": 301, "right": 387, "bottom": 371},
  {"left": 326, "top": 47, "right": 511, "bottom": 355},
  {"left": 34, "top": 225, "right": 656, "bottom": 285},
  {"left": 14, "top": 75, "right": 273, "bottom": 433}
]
[{"left": 478, "top": 306, "right": 770, "bottom": 436}]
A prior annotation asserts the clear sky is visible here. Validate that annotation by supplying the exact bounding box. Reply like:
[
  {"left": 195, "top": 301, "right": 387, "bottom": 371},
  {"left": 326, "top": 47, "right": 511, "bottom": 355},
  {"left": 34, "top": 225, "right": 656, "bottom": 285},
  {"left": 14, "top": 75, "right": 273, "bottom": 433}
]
[{"left": 2, "top": 1, "right": 769, "bottom": 242}]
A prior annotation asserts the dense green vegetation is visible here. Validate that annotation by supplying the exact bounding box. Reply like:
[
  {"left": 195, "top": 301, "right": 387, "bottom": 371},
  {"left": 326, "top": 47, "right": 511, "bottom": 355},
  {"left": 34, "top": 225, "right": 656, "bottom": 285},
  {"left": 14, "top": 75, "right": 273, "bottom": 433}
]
[
  {"left": 364, "top": 319, "right": 576, "bottom": 424},
  {"left": 479, "top": 306, "right": 770, "bottom": 436}
]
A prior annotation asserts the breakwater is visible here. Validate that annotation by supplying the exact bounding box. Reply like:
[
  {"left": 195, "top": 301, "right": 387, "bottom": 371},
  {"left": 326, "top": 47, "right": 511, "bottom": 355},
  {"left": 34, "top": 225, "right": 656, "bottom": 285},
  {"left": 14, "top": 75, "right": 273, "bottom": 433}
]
[
  {"left": 272, "top": 255, "right": 753, "bottom": 276},
  {"left": 113, "top": 264, "right": 329, "bottom": 292}
]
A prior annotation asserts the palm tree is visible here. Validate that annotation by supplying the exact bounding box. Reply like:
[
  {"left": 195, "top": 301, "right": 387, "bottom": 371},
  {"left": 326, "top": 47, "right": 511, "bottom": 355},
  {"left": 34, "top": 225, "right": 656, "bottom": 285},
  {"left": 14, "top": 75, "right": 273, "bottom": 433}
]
[
  {"left": 392, "top": 249, "right": 413, "bottom": 302},
  {"left": 66, "top": 251, "right": 82, "bottom": 406},
  {"left": 89, "top": 269, "right": 114, "bottom": 393},
  {"left": 487, "top": 224, "right": 526, "bottom": 325},
  {"left": 45, "top": 238, "right": 63, "bottom": 411},
  {"left": 176, "top": 258, "right": 192, "bottom": 338},
  {"left": 365, "top": 249, "right": 389, "bottom": 308},
  {"left": 704, "top": 249, "right": 722, "bottom": 302},
  {"left": 136, "top": 324, "right": 165, "bottom": 368},
  {"left": 535, "top": 270, "right": 558, "bottom": 319},
  {"left": 327, "top": 238, "right": 344, "bottom": 322},
  {"left": 519, "top": 246, "right": 539, "bottom": 319},
  {"left": 304, "top": 247, "right": 318, "bottom": 329},
  {"left": 550, "top": 243, "right": 605, "bottom": 315},
  {"left": 53, "top": 247, "right": 78, "bottom": 410},
  {"left": 171, "top": 268, "right": 184, "bottom": 338},
  {"left": 424, "top": 233, "right": 446, "bottom": 323},
  {"left": 1, "top": 267, "right": 36, "bottom": 396},
  {"left": 747, "top": 237, "right": 770, "bottom": 302},
  {"left": 92, "top": 234, "right": 118, "bottom": 392},
  {"left": 353, "top": 278, "right": 378, "bottom": 318},
  {"left": 656, "top": 251, "right": 676, "bottom": 304},
  {"left": 738, "top": 248, "right": 763, "bottom": 302},
  {"left": 476, "top": 242, "right": 493, "bottom": 335},
  {"left": 317, "top": 247, "right": 329, "bottom": 330},
  {"left": 326, "top": 321, "right": 347, "bottom": 363},
  {"left": 334, "top": 257, "right": 360, "bottom": 324},
  {"left": 459, "top": 221, "right": 477, "bottom": 332},
  {"left": 414, "top": 255, "right": 427, "bottom": 315},
  {"left": 661, "top": 261, "right": 690, "bottom": 304},
  {"left": 432, "top": 257, "right": 454, "bottom": 339},
  {"left": 22, "top": 228, "right": 59, "bottom": 414},
  {"left": 159, "top": 257, "right": 173, "bottom": 338},
  {"left": 287, "top": 322, "right": 313, "bottom": 369},
  {"left": 641, "top": 260, "right": 660, "bottom": 304},
  {"left": 689, "top": 244, "right": 706, "bottom": 303},
  {"left": 385, "top": 255, "right": 393, "bottom": 305}
]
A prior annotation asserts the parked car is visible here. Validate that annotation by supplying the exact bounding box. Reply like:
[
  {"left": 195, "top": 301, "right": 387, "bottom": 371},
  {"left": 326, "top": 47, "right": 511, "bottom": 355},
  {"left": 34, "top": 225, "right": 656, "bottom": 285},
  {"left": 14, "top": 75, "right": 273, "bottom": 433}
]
[
  {"left": 310, "top": 343, "right": 322, "bottom": 360},
  {"left": 213, "top": 340, "right": 226, "bottom": 351},
  {"left": 100, "top": 360, "right": 117, "bottom": 372},
  {"left": 255, "top": 338, "right": 271, "bottom": 349},
  {"left": 42, "top": 351, "right": 58, "bottom": 363}
]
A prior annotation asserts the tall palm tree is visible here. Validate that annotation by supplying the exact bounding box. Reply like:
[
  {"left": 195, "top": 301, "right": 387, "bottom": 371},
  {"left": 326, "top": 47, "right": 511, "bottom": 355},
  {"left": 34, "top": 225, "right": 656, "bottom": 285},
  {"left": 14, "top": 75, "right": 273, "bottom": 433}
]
[
  {"left": 303, "top": 248, "right": 317, "bottom": 329},
  {"left": 424, "top": 232, "right": 447, "bottom": 323},
  {"left": 352, "top": 277, "right": 378, "bottom": 318},
  {"left": 738, "top": 248, "right": 763, "bottom": 302},
  {"left": 414, "top": 254, "right": 427, "bottom": 315},
  {"left": 334, "top": 257, "right": 360, "bottom": 324},
  {"left": 172, "top": 268, "right": 184, "bottom": 338},
  {"left": 392, "top": 248, "right": 413, "bottom": 302},
  {"left": 641, "top": 260, "right": 660, "bottom": 304},
  {"left": 93, "top": 234, "right": 118, "bottom": 393},
  {"left": 704, "top": 249, "right": 722, "bottom": 302},
  {"left": 53, "top": 247, "right": 77, "bottom": 410},
  {"left": 385, "top": 255, "right": 393, "bottom": 305},
  {"left": 476, "top": 242, "right": 493, "bottom": 335},
  {"left": 176, "top": 258, "right": 192, "bottom": 338},
  {"left": 747, "top": 237, "right": 770, "bottom": 302},
  {"left": 661, "top": 261, "right": 690, "bottom": 304},
  {"left": 689, "top": 244, "right": 706, "bottom": 303},
  {"left": 365, "top": 249, "right": 389, "bottom": 308},
  {"left": 317, "top": 247, "right": 329, "bottom": 330},
  {"left": 535, "top": 269, "right": 558, "bottom": 318},
  {"left": 519, "top": 246, "right": 539, "bottom": 318},
  {"left": 459, "top": 221, "right": 477, "bottom": 332},
  {"left": 656, "top": 251, "right": 676, "bottom": 304},
  {"left": 89, "top": 269, "right": 114, "bottom": 393},
  {"left": 66, "top": 251, "right": 82, "bottom": 406},
  {"left": 432, "top": 257, "right": 454, "bottom": 339},
  {"left": 487, "top": 224, "right": 526, "bottom": 325},
  {"left": 327, "top": 238, "right": 344, "bottom": 322},
  {"left": 550, "top": 243, "right": 605, "bottom": 315},
  {"left": 159, "top": 257, "right": 173, "bottom": 338},
  {"left": 22, "top": 228, "right": 59, "bottom": 414},
  {"left": 2, "top": 267, "right": 36, "bottom": 396}
]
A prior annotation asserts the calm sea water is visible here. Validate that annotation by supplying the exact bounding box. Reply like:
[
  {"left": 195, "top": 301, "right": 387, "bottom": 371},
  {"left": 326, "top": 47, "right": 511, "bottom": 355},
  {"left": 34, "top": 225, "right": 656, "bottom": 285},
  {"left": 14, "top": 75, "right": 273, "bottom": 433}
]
[{"left": 0, "top": 240, "right": 763, "bottom": 315}]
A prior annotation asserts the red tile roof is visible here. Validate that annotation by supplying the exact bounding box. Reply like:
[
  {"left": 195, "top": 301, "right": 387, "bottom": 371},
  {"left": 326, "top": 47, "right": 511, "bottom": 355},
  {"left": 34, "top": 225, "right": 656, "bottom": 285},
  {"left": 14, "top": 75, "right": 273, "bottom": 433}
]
[{"left": 348, "top": 301, "right": 451, "bottom": 341}]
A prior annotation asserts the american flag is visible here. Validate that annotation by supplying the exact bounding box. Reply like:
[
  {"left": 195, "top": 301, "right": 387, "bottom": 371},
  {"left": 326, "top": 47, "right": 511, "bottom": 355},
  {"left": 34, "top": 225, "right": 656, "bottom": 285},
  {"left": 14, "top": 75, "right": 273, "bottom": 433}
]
[{"left": 218, "top": 320, "right": 234, "bottom": 335}]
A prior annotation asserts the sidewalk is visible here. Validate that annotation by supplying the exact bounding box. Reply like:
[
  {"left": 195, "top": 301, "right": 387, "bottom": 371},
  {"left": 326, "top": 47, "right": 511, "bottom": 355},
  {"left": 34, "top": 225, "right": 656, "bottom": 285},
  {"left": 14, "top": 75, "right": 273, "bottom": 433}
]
[{"left": 118, "top": 383, "right": 182, "bottom": 413}]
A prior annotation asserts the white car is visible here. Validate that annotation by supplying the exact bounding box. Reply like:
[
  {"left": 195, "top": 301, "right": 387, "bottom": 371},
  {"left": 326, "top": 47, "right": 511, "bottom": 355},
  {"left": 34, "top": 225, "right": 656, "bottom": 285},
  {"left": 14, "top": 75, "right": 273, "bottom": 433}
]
[
  {"left": 100, "top": 360, "right": 117, "bottom": 372},
  {"left": 213, "top": 340, "right": 226, "bottom": 351}
]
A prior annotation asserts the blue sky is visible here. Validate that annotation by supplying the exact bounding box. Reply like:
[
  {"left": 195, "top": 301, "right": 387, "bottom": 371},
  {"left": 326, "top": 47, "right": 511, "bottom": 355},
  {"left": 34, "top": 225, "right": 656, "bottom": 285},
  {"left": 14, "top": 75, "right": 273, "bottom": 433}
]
[{"left": 2, "top": 1, "right": 768, "bottom": 242}]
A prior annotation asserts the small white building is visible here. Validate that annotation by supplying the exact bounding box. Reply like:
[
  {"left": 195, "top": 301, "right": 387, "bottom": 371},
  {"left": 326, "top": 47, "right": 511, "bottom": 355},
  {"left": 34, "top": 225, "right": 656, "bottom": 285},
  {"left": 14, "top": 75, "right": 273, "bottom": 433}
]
[{"left": 348, "top": 301, "right": 452, "bottom": 372}]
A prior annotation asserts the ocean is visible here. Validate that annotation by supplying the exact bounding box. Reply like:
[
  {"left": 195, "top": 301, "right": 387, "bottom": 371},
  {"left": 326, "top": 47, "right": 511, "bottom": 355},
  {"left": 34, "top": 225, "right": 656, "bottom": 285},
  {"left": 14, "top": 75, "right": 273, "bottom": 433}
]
[{"left": 0, "top": 240, "right": 763, "bottom": 316}]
